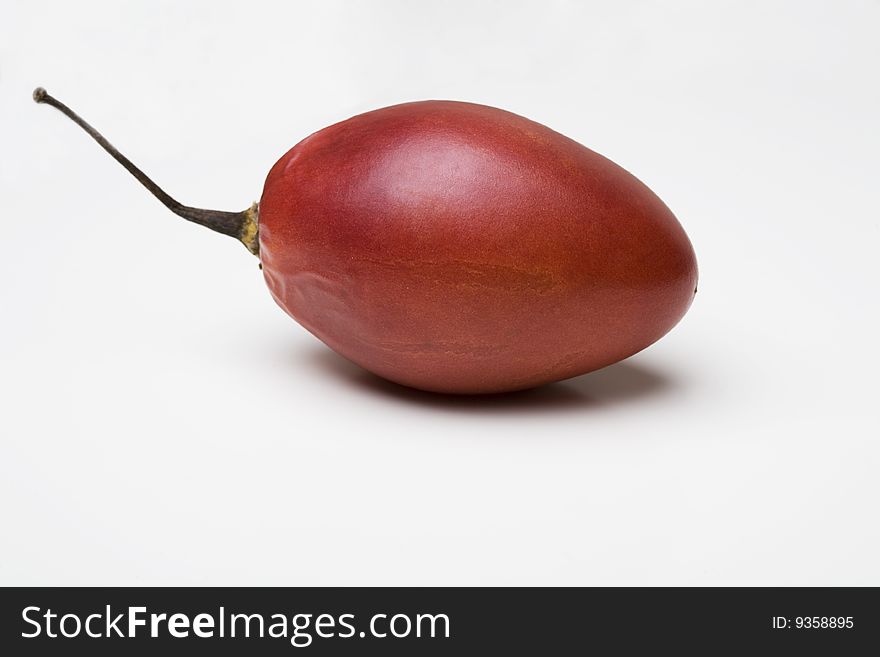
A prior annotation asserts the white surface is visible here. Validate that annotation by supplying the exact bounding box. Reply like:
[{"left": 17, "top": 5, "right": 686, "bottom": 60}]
[{"left": 1, "top": 0, "right": 878, "bottom": 586}]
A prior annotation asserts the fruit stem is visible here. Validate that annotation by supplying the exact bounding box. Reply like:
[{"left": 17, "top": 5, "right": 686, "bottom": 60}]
[{"left": 33, "top": 87, "right": 259, "bottom": 256}]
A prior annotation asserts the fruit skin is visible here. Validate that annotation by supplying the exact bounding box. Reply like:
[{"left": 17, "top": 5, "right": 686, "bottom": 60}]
[{"left": 258, "top": 101, "right": 697, "bottom": 394}]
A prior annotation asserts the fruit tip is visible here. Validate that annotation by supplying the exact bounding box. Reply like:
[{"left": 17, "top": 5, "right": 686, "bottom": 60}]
[{"left": 33, "top": 87, "right": 47, "bottom": 103}]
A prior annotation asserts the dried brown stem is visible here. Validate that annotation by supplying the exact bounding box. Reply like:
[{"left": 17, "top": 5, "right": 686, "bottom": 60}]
[{"left": 33, "top": 87, "right": 259, "bottom": 255}]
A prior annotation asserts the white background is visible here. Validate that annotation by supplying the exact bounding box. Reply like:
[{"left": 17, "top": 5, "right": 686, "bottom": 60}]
[{"left": 1, "top": 0, "right": 878, "bottom": 585}]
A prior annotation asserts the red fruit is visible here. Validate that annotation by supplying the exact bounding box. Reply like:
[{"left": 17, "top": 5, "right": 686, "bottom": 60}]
[{"left": 35, "top": 90, "right": 697, "bottom": 394}]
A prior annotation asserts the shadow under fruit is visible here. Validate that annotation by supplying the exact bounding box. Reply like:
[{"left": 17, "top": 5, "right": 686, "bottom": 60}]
[{"left": 34, "top": 87, "right": 697, "bottom": 394}]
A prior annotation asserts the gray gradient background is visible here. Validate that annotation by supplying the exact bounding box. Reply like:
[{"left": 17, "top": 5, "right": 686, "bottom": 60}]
[{"left": 1, "top": 0, "right": 878, "bottom": 585}]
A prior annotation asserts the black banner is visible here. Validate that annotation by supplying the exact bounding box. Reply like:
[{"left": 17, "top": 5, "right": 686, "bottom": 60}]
[{"left": 1, "top": 587, "right": 877, "bottom": 654}]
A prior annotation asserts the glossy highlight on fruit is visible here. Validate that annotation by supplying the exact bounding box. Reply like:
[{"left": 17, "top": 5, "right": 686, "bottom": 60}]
[{"left": 35, "top": 89, "right": 697, "bottom": 394}]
